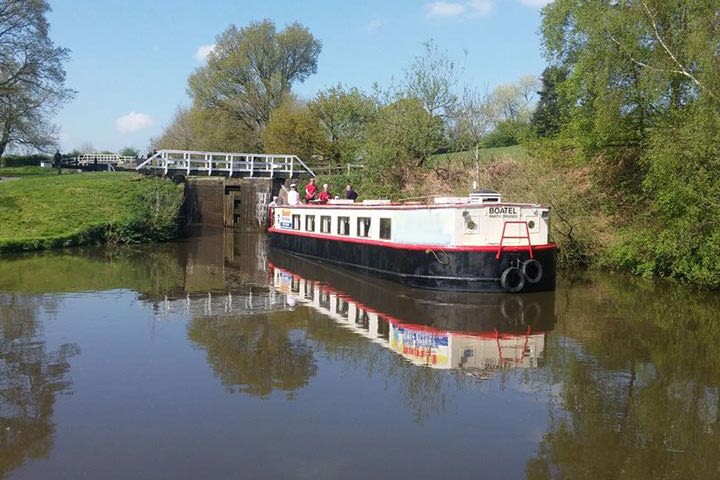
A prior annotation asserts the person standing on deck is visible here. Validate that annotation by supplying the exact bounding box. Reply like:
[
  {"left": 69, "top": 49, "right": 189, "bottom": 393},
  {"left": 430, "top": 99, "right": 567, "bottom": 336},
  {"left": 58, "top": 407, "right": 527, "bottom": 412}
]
[
  {"left": 318, "top": 184, "right": 331, "bottom": 204},
  {"left": 287, "top": 184, "right": 300, "bottom": 205},
  {"left": 305, "top": 178, "right": 317, "bottom": 202},
  {"left": 345, "top": 184, "right": 358, "bottom": 201}
]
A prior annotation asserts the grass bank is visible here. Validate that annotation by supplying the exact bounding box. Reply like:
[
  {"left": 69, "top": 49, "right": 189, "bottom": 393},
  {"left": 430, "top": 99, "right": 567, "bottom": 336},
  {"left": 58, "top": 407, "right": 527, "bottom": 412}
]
[
  {"left": 0, "top": 166, "right": 78, "bottom": 177},
  {"left": 431, "top": 145, "right": 528, "bottom": 164},
  {"left": 0, "top": 172, "right": 184, "bottom": 253}
]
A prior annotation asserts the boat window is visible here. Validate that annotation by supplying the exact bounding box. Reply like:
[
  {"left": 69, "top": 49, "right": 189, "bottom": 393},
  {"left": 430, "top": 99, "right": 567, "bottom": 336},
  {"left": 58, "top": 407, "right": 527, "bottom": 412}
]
[
  {"left": 319, "top": 290, "right": 331, "bottom": 309},
  {"left": 292, "top": 214, "right": 301, "bottom": 230},
  {"left": 357, "top": 217, "right": 371, "bottom": 237},
  {"left": 320, "top": 215, "right": 331, "bottom": 233},
  {"left": 336, "top": 298, "right": 349, "bottom": 318},
  {"left": 304, "top": 281, "right": 314, "bottom": 300},
  {"left": 379, "top": 218, "right": 391, "bottom": 240},
  {"left": 337, "top": 216, "right": 350, "bottom": 235},
  {"left": 305, "top": 215, "right": 316, "bottom": 232}
]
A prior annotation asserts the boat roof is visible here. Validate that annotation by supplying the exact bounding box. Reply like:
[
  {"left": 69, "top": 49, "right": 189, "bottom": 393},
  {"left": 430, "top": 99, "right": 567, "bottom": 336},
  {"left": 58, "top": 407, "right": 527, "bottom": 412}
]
[{"left": 278, "top": 199, "right": 547, "bottom": 210}]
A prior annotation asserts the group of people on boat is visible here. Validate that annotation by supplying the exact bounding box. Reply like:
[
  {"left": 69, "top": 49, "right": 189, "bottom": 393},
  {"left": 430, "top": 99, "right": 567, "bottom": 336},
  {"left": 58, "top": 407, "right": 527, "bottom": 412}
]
[{"left": 281, "top": 178, "right": 358, "bottom": 206}]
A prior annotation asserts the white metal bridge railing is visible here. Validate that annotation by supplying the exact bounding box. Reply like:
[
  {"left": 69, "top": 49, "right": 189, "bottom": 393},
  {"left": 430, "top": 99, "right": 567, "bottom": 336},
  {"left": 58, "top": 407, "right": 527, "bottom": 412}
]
[
  {"left": 76, "top": 153, "right": 136, "bottom": 165},
  {"left": 136, "top": 150, "right": 315, "bottom": 178}
]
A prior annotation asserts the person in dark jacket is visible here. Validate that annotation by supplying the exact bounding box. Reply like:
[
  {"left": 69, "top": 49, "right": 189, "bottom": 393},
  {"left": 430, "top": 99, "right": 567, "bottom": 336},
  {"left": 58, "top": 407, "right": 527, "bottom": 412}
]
[
  {"left": 53, "top": 150, "right": 62, "bottom": 175},
  {"left": 345, "top": 184, "right": 358, "bottom": 201}
]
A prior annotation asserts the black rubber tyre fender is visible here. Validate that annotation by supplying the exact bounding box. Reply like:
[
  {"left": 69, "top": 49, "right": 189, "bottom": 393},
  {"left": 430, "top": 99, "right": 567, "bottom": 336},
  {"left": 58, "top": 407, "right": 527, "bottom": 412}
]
[
  {"left": 500, "top": 267, "right": 525, "bottom": 293},
  {"left": 522, "top": 259, "right": 543, "bottom": 284}
]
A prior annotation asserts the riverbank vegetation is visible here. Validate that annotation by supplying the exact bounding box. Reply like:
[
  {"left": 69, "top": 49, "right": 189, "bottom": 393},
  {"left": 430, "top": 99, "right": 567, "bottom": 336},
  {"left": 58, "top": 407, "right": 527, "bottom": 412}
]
[
  {"left": 146, "top": 3, "right": 720, "bottom": 288},
  {"left": 0, "top": 173, "right": 184, "bottom": 253}
]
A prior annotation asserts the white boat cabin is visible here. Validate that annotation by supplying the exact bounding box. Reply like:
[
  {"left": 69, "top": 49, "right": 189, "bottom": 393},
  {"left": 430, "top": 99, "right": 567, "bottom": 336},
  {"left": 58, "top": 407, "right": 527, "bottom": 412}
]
[{"left": 271, "top": 192, "right": 551, "bottom": 248}]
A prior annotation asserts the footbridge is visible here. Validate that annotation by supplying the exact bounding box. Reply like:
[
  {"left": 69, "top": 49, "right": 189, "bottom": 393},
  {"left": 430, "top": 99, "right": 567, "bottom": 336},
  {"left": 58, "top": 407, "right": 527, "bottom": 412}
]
[
  {"left": 136, "top": 150, "right": 315, "bottom": 179},
  {"left": 58, "top": 153, "right": 138, "bottom": 171},
  {"left": 135, "top": 150, "right": 315, "bottom": 232}
]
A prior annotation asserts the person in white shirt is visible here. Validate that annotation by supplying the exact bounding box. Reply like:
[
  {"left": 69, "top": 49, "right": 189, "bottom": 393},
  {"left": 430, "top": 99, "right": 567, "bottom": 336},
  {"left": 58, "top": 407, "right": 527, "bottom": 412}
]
[{"left": 287, "top": 184, "right": 300, "bottom": 205}]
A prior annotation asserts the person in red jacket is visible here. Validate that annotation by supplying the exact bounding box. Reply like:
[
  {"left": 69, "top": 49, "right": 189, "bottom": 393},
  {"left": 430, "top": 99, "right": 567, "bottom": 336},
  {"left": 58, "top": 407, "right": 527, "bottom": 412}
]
[
  {"left": 318, "top": 183, "right": 331, "bottom": 204},
  {"left": 304, "top": 178, "right": 317, "bottom": 202}
]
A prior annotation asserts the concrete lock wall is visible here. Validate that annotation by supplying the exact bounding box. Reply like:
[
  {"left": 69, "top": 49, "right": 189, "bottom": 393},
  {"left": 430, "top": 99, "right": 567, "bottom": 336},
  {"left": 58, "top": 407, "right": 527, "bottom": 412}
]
[{"left": 184, "top": 177, "right": 283, "bottom": 232}]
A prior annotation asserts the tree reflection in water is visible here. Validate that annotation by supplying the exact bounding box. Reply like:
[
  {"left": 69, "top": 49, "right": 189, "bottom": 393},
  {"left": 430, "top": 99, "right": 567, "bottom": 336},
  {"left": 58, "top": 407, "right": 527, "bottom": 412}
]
[
  {"left": 0, "top": 294, "right": 79, "bottom": 477},
  {"left": 526, "top": 277, "right": 720, "bottom": 479},
  {"left": 188, "top": 309, "right": 318, "bottom": 398}
]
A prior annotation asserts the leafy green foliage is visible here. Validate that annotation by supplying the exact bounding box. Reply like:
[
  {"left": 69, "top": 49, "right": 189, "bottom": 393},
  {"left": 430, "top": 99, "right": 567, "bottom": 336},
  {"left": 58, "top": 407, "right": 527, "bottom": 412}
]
[
  {"left": 0, "top": 154, "right": 49, "bottom": 167},
  {"left": 309, "top": 85, "right": 377, "bottom": 163},
  {"left": 263, "top": 97, "right": 328, "bottom": 162},
  {"left": 187, "top": 20, "right": 321, "bottom": 150},
  {"left": 539, "top": 0, "right": 720, "bottom": 286},
  {"left": 364, "top": 98, "right": 444, "bottom": 196},
  {"left": 530, "top": 66, "right": 568, "bottom": 137},
  {"left": 119, "top": 146, "right": 139, "bottom": 157},
  {"left": 480, "top": 119, "right": 524, "bottom": 148}
]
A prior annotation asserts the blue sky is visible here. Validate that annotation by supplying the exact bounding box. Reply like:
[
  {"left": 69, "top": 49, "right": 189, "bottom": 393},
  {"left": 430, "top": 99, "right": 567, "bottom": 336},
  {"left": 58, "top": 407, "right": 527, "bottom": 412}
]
[{"left": 48, "top": 0, "right": 551, "bottom": 153}]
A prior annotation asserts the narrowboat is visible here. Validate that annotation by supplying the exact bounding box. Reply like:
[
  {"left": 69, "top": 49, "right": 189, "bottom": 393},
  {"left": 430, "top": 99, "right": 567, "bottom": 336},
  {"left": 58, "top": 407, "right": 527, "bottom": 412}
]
[{"left": 268, "top": 189, "right": 556, "bottom": 293}]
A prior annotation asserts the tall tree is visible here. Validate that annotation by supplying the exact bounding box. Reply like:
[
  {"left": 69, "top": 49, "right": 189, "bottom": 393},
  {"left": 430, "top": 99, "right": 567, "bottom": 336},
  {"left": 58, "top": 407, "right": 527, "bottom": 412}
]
[
  {"left": 187, "top": 20, "right": 321, "bottom": 150},
  {"left": 402, "top": 39, "right": 460, "bottom": 119},
  {"left": 0, "top": 0, "right": 73, "bottom": 157},
  {"left": 151, "top": 106, "right": 195, "bottom": 151},
  {"left": 365, "top": 98, "right": 444, "bottom": 194},
  {"left": 531, "top": 66, "right": 568, "bottom": 137},
  {"left": 263, "top": 97, "right": 327, "bottom": 162},
  {"left": 308, "top": 85, "right": 377, "bottom": 163}
]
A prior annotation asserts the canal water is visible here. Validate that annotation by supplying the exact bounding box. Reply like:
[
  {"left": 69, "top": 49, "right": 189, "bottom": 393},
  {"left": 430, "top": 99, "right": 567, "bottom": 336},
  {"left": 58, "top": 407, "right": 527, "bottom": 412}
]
[{"left": 1, "top": 229, "right": 719, "bottom": 479}]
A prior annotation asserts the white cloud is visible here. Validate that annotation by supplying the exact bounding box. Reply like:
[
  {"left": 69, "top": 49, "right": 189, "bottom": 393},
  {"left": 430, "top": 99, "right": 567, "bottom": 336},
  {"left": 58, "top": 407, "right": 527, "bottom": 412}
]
[
  {"left": 425, "top": 0, "right": 493, "bottom": 19},
  {"left": 363, "top": 18, "right": 383, "bottom": 33},
  {"left": 426, "top": 2, "right": 467, "bottom": 17},
  {"left": 115, "top": 112, "right": 155, "bottom": 134},
  {"left": 519, "top": 0, "right": 553, "bottom": 6},
  {"left": 194, "top": 44, "right": 215, "bottom": 61}
]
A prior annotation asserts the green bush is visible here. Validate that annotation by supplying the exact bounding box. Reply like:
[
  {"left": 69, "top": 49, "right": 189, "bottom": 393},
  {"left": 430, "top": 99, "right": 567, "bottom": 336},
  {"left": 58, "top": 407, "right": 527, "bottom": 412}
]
[
  {"left": 107, "top": 178, "right": 184, "bottom": 244},
  {"left": 0, "top": 154, "right": 50, "bottom": 167}
]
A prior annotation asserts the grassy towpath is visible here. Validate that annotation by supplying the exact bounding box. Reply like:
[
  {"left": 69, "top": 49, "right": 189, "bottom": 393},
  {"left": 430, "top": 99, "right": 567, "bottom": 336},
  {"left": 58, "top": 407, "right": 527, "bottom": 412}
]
[
  {"left": 0, "top": 172, "right": 184, "bottom": 253},
  {"left": 0, "top": 166, "right": 78, "bottom": 177}
]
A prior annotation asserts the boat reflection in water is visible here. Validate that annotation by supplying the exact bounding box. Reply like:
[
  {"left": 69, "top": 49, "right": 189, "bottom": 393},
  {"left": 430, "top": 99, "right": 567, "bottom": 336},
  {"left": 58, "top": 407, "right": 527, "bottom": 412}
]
[{"left": 268, "top": 250, "right": 555, "bottom": 374}]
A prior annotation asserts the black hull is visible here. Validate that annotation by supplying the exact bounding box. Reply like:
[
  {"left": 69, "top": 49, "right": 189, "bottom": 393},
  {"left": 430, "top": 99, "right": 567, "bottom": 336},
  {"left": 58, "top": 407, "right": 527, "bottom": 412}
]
[{"left": 268, "top": 231, "right": 556, "bottom": 293}]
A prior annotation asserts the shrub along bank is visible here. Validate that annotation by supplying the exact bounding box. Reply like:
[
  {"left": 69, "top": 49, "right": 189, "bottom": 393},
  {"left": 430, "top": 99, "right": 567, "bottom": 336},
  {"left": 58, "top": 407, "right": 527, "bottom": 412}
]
[
  {"left": 315, "top": 144, "right": 720, "bottom": 289},
  {"left": 0, "top": 173, "right": 184, "bottom": 253}
]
